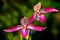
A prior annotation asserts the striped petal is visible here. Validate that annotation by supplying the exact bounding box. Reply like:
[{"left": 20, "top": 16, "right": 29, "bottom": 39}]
[
  {"left": 3, "top": 25, "right": 23, "bottom": 32},
  {"left": 33, "top": 2, "right": 41, "bottom": 12},
  {"left": 40, "top": 7, "right": 59, "bottom": 13},
  {"left": 21, "top": 29, "right": 29, "bottom": 38},
  {"left": 38, "top": 15, "right": 46, "bottom": 23},
  {"left": 27, "top": 25, "right": 46, "bottom": 31},
  {"left": 27, "top": 13, "right": 36, "bottom": 25},
  {"left": 20, "top": 17, "right": 29, "bottom": 25}
]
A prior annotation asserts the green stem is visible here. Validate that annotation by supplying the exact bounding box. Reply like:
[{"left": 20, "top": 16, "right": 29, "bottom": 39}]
[
  {"left": 26, "top": 33, "right": 31, "bottom": 40},
  {"left": 19, "top": 33, "right": 31, "bottom": 40},
  {"left": 20, "top": 33, "right": 23, "bottom": 40}
]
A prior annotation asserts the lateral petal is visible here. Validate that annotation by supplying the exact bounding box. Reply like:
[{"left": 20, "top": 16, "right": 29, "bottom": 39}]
[
  {"left": 27, "top": 12, "right": 36, "bottom": 25},
  {"left": 3, "top": 25, "right": 23, "bottom": 32},
  {"left": 27, "top": 25, "right": 46, "bottom": 31},
  {"left": 40, "top": 7, "right": 59, "bottom": 13}
]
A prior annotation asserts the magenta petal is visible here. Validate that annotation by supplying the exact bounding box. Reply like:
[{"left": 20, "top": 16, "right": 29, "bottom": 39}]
[
  {"left": 27, "top": 13, "right": 36, "bottom": 25},
  {"left": 3, "top": 25, "right": 23, "bottom": 32},
  {"left": 27, "top": 25, "right": 46, "bottom": 31},
  {"left": 40, "top": 7, "right": 59, "bottom": 13},
  {"left": 38, "top": 15, "right": 46, "bottom": 23},
  {"left": 21, "top": 29, "right": 29, "bottom": 38}
]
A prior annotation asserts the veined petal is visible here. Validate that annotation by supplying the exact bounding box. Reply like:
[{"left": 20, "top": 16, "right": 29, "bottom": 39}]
[
  {"left": 27, "top": 12, "right": 36, "bottom": 25},
  {"left": 20, "top": 17, "right": 29, "bottom": 25},
  {"left": 27, "top": 25, "right": 46, "bottom": 31},
  {"left": 40, "top": 7, "right": 59, "bottom": 13},
  {"left": 21, "top": 29, "right": 29, "bottom": 38},
  {"left": 37, "top": 15, "right": 46, "bottom": 23},
  {"left": 3, "top": 25, "right": 23, "bottom": 32},
  {"left": 33, "top": 2, "right": 41, "bottom": 12}
]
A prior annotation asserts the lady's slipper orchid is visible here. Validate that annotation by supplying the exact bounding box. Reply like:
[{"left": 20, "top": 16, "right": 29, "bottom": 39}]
[
  {"left": 29, "top": 2, "right": 59, "bottom": 23},
  {"left": 3, "top": 17, "right": 46, "bottom": 38}
]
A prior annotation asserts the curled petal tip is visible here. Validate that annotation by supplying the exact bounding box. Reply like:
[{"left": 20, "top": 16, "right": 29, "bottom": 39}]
[
  {"left": 38, "top": 27, "right": 47, "bottom": 31},
  {"left": 3, "top": 25, "right": 23, "bottom": 32},
  {"left": 37, "top": 27, "right": 47, "bottom": 31},
  {"left": 3, "top": 30, "right": 7, "bottom": 32},
  {"left": 27, "top": 25, "right": 47, "bottom": 31},
  {"left": 3, "top": 29, "right": 12, "bottom": 32},
  {"left": 52, "top": 9, "right": 59, "bottom": 12},
  {"left": 56, "top": 10, "right": 59, "bottom": 12},
  {"left": 43, "top": 27, "right": 47, "bottom": 30}
]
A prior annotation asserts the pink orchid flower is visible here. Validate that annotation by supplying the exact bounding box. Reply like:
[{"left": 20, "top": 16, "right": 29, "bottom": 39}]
[
  {"left": 29, "top": 2, "right": 59, "bottom": 23},
  {"left": 3, "top": 17, "right": 46, "bottom": 38}
]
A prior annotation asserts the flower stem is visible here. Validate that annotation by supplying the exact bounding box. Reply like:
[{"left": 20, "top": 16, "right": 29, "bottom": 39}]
[
  {"left": 20, "top": 33, "right": 23, "bottom": 40},
  {"left": 19, "top": 31, "right": 31, "bottom": 40},
  {"left": 26, "top": 34, "right": 31, "bottom": 40}
]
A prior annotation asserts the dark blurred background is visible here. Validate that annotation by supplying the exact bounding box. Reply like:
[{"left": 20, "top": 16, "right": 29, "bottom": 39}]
[{"left": 0, "top": 0, "right": 60, "bottom": 40}]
